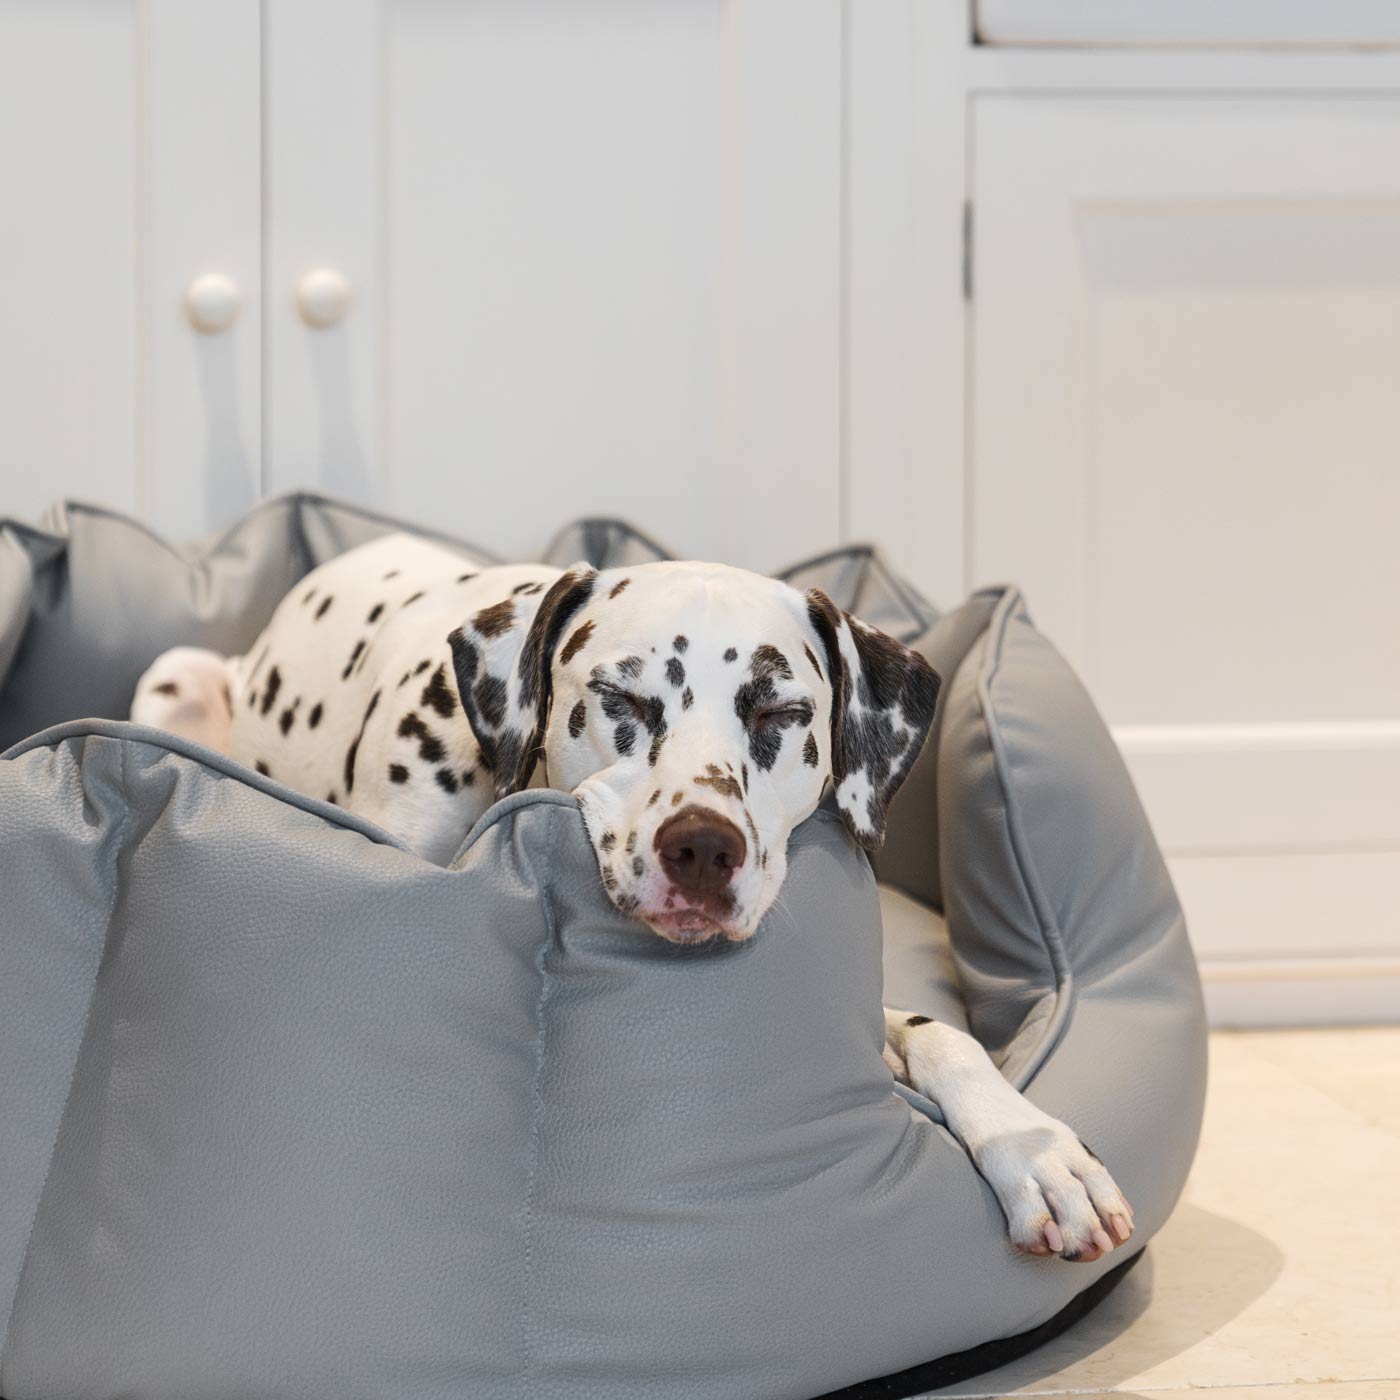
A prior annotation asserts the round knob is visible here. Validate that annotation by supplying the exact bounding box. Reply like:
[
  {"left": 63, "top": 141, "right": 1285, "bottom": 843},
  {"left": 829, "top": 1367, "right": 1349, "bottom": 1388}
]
[
  {"left": 184, "top": 273, "right": 241, "bottom": 334},
  {"left": 295, "top": 267, "right": 353, "bottom": 329}
]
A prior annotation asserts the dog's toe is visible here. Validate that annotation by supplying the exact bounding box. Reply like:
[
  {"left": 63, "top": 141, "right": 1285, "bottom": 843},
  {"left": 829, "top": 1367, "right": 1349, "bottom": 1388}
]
[{"left": 973, "top": 1118, "right": 1134, "bottom": 1264}]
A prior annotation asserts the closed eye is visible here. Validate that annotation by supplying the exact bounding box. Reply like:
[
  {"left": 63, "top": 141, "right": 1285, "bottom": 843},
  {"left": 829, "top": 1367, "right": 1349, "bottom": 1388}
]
[
  {"left": 596, "top": 682, "right": 653, "bottom": 725},
  {"left": 755, "top": 702, "right": 814, "bottom": 727}
]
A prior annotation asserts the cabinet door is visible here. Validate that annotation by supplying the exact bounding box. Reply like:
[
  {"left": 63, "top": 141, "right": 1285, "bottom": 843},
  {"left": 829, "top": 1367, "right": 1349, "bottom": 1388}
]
[
  {"left": 0, "top": 1, "right": 260, "bottom": 536},
  {"left": 264, "top": 0, "right": 842, "bottom": 570},
  {"left": 976, "top": 1, "right": 1400, "bottom": 48},
  {"left": 971, "top": 98, "right": 1400, "bottom": 1021}
]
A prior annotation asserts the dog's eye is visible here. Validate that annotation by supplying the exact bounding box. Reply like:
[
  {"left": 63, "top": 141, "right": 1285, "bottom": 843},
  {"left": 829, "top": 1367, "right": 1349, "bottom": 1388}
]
[
  {"left": 755, "top": 704, "right": 813, "bottom": 727},
  {"left": 598, "top": 683, "right": 652, "bottom": 724},
  {"left": 621, "top": 692, "right": 652, "bottom": 723}
]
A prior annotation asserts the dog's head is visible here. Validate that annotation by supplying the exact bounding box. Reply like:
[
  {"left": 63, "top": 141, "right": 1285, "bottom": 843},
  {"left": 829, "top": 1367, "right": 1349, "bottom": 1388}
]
[{"left": 449, "top": 562, "right": 939, "bottom": 942}]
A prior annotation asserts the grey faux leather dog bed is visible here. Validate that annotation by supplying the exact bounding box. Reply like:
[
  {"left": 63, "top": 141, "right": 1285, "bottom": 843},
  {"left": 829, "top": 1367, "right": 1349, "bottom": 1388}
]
[{"left": 0, "top": 497, "right": 1207, "bottom": 1400}]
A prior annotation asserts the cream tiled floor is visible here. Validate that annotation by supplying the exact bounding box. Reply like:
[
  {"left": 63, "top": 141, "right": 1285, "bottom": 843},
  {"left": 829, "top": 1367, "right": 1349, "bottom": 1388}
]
[{"left": 930, "top": 1028, "right": 1400, "bottom": 1400}]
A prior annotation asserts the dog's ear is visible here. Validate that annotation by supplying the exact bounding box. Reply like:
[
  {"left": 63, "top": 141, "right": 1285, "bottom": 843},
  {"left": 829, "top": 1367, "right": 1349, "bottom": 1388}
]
[
  {"left": 448, "top": 565, "right": 598, "bottom": 798},
  {"left": 804, "top": 588, "right": 941, "bottom": 850}
]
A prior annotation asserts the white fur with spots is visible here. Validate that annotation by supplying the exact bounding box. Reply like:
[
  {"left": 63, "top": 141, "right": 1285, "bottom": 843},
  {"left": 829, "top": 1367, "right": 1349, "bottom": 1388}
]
[{"left": 131, "top": 534, "right": 1133, "bottom": 1263}]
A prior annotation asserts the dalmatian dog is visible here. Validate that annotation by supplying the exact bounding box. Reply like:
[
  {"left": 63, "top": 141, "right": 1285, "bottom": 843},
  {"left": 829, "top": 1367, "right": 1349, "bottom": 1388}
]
[{"left": 132, "top": 532, "right": 1134, "bottom": 1263}]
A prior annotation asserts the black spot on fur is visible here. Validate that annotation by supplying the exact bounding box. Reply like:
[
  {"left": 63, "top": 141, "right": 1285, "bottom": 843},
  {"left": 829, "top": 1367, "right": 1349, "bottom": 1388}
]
[
  {"left": 905, "top": 1015, "right": 931, "bottom": 1027},
  {"left": 383, "top": 570, "right": 400, "bottom": 580},
  {"left": 616, "top": 655, "right": 644, "bottom": 680},
  {"left": 435, "top": 768, "right": 459, "bottom": 795},
  {"left": 255, "top": 761, "right": 271, "bottom": 777},
  {"left": 560, "top": 619, "right": 594, "bottom": 665},
  {"left": 648, "top": 733, "right": 665, "bottom": 766},
  {"left": 415, "top": 658, "right": 431, "bottom": 676},
  {"left": 568, "top": 700, "right": 587, "bottom": 738},
  {"left": 457, "top": 572, "right": 476, "bottom": 584},
  {"left": 802, "top": 731, "right": 819, "bottom": 766},
  {"left": 609, "top": 578, "right": 631, "bottom": 599},
  {"left": 665, "top": 657, "right": 685, "bottom": 687},
  {"left": 601, "top": 831, "right": 616, "bottom": 852},
  {"left": 614, "top": 722, "right": 637, "bottom": 756},
  {"left": 279, "top": 698, "right": 300, "bottom": 736},
  {"left": 632, "top": 857, "right": 645, "bottom": 878},
  {"left": 462, "top": 768, "right": 477, "bottom": 787},
  {"left": 751, "top": 644, "right": 792, "bottom": 681},
  {"left": 625, "top": 831, "right": 637, "bottom": 854},
  {"left": 803, "top": 643, "right": 822, "bottom": 678},
  {"left": 672, "top": 791, "right": 684, "bottom": 806},
  {"left": 398, "top": 711, "right": 446, "bottom": 764},
  {"left": 260, "top": 666, "right": 282, "bottom": 717},
  {"left": 512, "top": 580, "right": 544, "bottom": 596},
  {"left": 153, "top": 681, "right": 179, "bottom": 697},
  {"left": 315, "top": 596, "right": 333, "bottom": 621},
  {"left": 343, "top": 689, "right": 382, "bottom": 796},
  {"left": 473, "top": 675, "right": 508, "bottom": 729},
  {"left": 302, "top": 588, "right": 316, "bottom": 606},
  {"left": 327, "top": 792, "right": 337, "bottom": 805},
  {"left": 421, "top": 664, "right": 457, "bottom": 718},
  {"left": 681, "top": 687, "right": 693, "bottom": 710},
  {"left": 367, "top": 602, "right": 384, "bottom": 623},
  {"left": 401, "top": 591, "right": 425, "bottom": 608},
  {"left": 723, "top": 647, "right": 738, "bottom": 663},
  {"left": 673, "top": 635, "right": 689, "bottom": 654},
  {"left": 308, "top": 702, "right": 323, "bottom": 729},
  {"left": 648, "top": 789, "right": 661, "bottom": 807},
  {"left": 696, "top": 763, "right": 742, "bottom": 802},
  {"left": 341, "top": 639, "right": 365, "bottom": 681},
  {"left": 741, "top": 763, "right": 749, "bottom": 793},
  {"left": 473, "top": 599, "right": 516, "bottom": 638},
  {"left": 388, "top": 763, "right": 409, "bottom": 784}
]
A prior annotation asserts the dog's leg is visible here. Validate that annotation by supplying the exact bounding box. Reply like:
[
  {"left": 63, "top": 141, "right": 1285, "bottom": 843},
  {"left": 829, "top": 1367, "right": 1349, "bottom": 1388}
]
[
  {"left": 883, "top": 1009, "right": 1134, "bottom": 1262},
  {"left": 131, "top": 646, "right": 236, "bottom": 754}
]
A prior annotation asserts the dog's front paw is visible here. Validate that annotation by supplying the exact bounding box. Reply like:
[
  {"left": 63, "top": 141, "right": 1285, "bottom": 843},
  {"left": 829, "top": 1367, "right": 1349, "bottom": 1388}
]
[{"left": 967, "top": 1105, "right": 1134, "bottom": 1262}]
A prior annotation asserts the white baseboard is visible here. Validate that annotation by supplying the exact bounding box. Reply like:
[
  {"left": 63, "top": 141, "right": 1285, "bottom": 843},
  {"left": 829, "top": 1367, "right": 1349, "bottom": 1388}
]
[{"left": 1200, "top": 956, "right": 1400, "bottom": 1029}]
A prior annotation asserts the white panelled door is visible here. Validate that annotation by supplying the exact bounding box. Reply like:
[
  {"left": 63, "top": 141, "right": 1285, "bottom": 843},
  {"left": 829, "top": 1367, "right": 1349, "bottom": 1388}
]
[
  {"left": 0, "top": 1, "right": 261, "bottom": 537},
  {"left": 263, "top": 0, "right": 844, "bottom": 570},
  {"left": 971, "top": 97, "right": 1400, "bottom": 1023}
]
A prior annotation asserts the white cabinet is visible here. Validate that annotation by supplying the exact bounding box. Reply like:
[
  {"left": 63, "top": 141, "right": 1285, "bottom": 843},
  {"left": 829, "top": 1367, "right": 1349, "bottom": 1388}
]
[
  {"left": 0, "top": 1, "right": 261, "bottom": 537},
  {"left": 970, "top": 96, "right": 1400, "bottom": 1018},
  {"left": 262, "top": 0, "right": 844, "bottom": 570},
  {"left": 976, "top": 1, "right": 1400, "bottom": 48}
]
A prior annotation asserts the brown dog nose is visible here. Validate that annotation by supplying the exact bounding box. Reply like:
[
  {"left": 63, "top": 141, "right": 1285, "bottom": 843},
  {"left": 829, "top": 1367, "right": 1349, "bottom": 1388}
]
[{"left": 655, "top": 808, "right": 747, "bottom": 895}]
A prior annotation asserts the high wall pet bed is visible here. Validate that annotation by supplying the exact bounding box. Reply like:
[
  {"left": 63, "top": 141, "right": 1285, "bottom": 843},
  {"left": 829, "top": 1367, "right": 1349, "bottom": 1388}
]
[{"left": 0, "top": 495, "right": 1206, "bottom": 1400}]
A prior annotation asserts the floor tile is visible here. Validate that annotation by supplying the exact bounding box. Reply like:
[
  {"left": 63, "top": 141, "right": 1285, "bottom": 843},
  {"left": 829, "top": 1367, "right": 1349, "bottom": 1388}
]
[{"left": 926, "top": 1030, "right": 1400, "bottom": 1398}]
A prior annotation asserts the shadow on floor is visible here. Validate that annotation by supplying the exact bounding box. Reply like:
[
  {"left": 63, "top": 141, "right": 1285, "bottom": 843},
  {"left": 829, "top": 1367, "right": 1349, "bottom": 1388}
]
[{"left": 935, "top": 1202, "right": 1284, "bottom": 1397}]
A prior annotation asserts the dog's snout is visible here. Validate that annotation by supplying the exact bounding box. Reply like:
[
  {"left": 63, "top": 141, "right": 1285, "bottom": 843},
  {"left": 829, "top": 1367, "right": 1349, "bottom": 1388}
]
[{"left": 655, "top": 807, "right": 747, "bottom": 894}]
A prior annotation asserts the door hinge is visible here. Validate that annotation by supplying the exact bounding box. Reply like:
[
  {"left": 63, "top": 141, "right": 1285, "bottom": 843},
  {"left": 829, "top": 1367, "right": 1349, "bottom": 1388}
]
[{"left": 961, "top": 199, "right": 974, "bottom": 301}]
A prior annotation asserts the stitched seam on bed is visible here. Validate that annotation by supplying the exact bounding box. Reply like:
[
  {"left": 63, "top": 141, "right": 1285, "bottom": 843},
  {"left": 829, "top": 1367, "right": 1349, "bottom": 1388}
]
[
  {"left": 975, "top": 589, "right": 1075, "bottom": 1092},
  {"left": 517, "top": 813, "right": 559, "bottom": 1395},
  {"left": 1, "top": 737, "right": 131, "bottom": 1373}
]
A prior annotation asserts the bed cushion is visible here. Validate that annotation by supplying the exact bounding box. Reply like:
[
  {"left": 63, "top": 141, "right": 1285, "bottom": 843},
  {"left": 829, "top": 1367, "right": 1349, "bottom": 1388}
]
[{"left": 0, "top": 497, "right": 1206, "bottom": 1400}]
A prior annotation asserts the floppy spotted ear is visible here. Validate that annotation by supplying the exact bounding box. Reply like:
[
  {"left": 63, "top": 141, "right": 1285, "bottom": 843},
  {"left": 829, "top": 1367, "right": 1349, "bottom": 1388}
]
[
  {"left": 805, "top": 589, "right": 941, "bottom": 850},
  {"left": 448, "top": 565, "right": 598, "bottom": 799}
]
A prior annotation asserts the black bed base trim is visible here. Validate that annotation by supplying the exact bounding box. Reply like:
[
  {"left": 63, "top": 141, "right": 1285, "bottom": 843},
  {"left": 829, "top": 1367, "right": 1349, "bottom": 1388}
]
[
  {"left": 814, "top": 1247, "right": 1142, "bottom": 1399},
  {"left": 0, "top": 1250, "right": 1140, "bottom": 1400}
]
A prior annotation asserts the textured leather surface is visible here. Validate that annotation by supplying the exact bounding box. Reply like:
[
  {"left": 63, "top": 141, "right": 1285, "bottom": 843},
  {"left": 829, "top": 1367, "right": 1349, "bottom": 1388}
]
[{"left": 0, "top": 502, "right": 1207, "bottom": 1400}]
